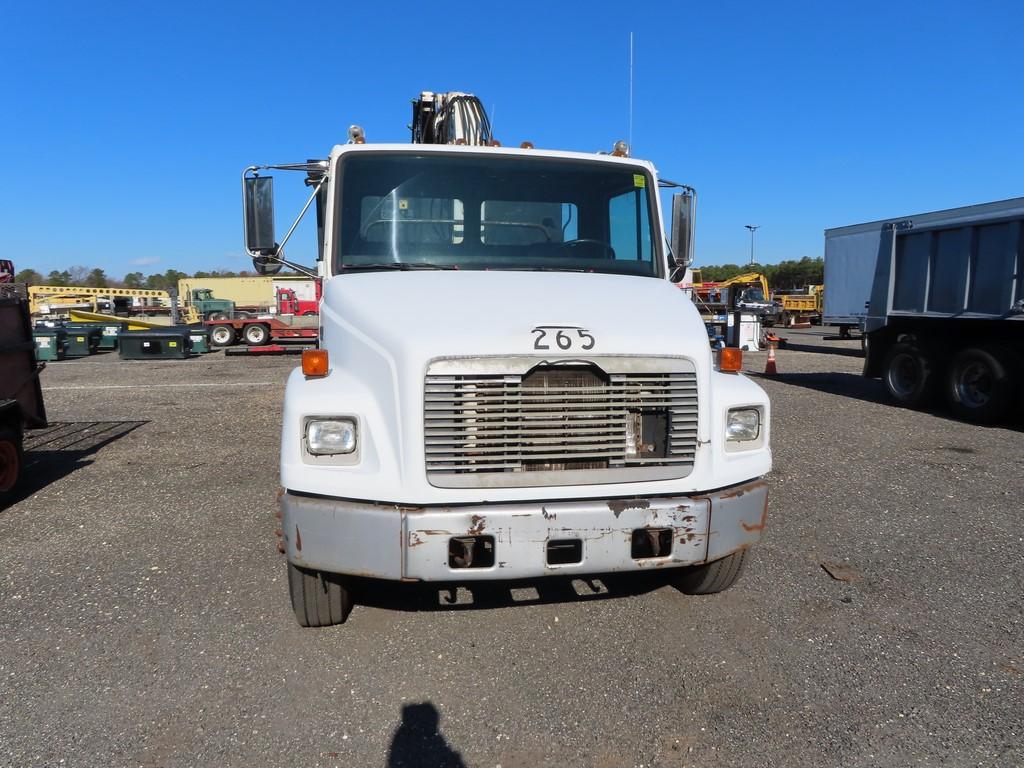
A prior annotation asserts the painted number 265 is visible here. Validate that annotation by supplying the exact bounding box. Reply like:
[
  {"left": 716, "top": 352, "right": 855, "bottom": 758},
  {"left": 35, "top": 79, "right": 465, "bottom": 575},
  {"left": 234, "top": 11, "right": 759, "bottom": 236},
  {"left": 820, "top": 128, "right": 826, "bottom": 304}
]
[{"left": 532, "top": 326, "right": 596, "bottom": 351}]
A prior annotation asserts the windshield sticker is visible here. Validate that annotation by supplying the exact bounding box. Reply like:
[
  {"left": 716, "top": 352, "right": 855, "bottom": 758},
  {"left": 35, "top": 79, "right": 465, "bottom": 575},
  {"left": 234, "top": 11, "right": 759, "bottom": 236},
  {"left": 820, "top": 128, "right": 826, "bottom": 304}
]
[{"left": 633, "top": 174, "right": 645, "bottom": 188}]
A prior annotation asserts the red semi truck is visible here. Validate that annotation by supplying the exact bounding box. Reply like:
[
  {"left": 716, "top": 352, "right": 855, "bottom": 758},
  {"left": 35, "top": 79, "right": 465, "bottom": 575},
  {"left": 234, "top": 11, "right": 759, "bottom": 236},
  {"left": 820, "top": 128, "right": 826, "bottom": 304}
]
[{"left": 206, "top": 280, "right": 322, "bottom": 348}]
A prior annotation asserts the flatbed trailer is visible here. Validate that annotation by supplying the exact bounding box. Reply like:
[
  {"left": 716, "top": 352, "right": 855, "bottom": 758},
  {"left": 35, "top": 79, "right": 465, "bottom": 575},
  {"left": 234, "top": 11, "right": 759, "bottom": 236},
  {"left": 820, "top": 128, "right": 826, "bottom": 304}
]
[{"left": 206, "top": 315, "right": 319, "bottom": 347}]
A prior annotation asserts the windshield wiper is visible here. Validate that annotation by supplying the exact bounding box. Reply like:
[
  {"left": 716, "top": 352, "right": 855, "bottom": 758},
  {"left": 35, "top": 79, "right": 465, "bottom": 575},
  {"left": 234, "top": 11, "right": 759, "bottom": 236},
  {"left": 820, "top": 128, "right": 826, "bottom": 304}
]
[
  {"left": 337, "top": 263, "right": 460, "bottom": 271},
  {"left": 503, "top": 266, "right": 590, "bottom": 272}
]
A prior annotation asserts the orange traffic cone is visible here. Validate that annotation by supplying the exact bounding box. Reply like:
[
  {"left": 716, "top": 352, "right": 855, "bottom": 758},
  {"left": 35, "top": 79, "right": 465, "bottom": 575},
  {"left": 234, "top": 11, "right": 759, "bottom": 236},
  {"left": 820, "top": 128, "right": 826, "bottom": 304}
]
[{"left": 764, "top": 342, "right": 778, "bottom": 376}]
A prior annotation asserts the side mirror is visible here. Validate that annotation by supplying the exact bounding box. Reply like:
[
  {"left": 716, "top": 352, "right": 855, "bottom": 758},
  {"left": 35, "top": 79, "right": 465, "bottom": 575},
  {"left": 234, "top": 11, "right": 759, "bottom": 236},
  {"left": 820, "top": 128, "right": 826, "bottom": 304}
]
[
  {"left": 244, "top": 175, "right": 283, "bottom": 275},
  {"left": 670, "top": 191, "right": 696, "bottom": 275}
]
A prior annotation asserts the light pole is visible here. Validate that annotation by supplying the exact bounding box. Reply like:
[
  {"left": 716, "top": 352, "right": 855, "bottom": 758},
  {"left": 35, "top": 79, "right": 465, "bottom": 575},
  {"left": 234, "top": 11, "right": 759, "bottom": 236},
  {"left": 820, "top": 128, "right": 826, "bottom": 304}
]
[{"left": 745, "top": 225, "right": 760, "bottom": 266}]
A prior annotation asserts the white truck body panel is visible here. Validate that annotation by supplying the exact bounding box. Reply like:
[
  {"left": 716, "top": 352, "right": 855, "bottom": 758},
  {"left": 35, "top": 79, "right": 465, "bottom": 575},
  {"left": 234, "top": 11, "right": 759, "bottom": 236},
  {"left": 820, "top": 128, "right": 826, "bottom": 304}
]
[{"left": 281, "top": 270, "right": 770, "bottom": 504}]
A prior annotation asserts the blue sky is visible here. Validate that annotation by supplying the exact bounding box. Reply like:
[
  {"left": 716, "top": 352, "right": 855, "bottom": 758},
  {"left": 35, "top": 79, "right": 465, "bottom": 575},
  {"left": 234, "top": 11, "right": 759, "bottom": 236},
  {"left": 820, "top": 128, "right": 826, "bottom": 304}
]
[{"left": 5, "top": 1, "right": 1022, "bottom": 278}]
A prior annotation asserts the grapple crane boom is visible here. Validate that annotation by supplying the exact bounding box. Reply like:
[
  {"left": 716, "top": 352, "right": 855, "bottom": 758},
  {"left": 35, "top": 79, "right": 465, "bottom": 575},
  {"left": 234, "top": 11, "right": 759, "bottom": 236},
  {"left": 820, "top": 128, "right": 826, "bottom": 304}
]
[{"left": 410, "top": 91, "right": 493, "bottom": 146}]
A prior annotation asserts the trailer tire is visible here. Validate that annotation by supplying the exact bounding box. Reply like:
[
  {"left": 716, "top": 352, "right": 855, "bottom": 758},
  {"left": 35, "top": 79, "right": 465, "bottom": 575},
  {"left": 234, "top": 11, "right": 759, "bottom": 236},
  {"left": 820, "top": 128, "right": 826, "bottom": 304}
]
[
  {"left": 209, "top": 325, "right": 236, "bottom": 348},
  {"left": 0, "top": 429, "right": 23, "bottom": 494},
  {"left": 883, "top": 342, "right": 934, "bottom": 408},
  {"left": 946, "top": 347, "right": 1016, "bottom": 424},
  {"left": 244, "top": 324, "right": 270, "bottom": 346},
  {"left": 287, "top": 562, "right": 352, "bottom": 627},
  {"left": 673, "top": 549, "right": 748, "bottom": 595}
]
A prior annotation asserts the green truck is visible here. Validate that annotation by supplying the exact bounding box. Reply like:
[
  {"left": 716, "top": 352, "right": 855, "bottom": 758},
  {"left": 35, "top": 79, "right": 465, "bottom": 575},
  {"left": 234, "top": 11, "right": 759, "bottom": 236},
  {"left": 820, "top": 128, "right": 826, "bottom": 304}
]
[{"left": 188, "top": 288, "right": 237, "bottom": 320}]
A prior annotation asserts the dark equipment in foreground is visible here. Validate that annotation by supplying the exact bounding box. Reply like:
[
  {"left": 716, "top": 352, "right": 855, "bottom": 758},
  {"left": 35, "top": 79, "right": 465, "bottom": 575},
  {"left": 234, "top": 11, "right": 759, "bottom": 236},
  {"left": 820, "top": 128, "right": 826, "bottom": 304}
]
[
  {"left": 835, "top": 197, "right": 1024, "bottom": 423},
  {"left": 0, "top": 288, "right": 48, "bottom": 497}
]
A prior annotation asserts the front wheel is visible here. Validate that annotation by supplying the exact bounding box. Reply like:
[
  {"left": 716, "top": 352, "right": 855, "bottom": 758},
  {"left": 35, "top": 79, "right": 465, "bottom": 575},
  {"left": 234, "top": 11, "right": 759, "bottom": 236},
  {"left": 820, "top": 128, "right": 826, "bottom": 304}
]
[
  {"left": 946, "top": 347, "right": 1016, "bottom": 424},
  {"left": 0, "top": 429, "right": 23, "bottom": 494},
  {"left": 673, "top": 550, "right": 748, "bottom": 594},
  {"left": 287, "top": 562, "right": 353, "bottom": 627},
  {"left": 244, "top": 323, "right": 270, "bottom": 346}
]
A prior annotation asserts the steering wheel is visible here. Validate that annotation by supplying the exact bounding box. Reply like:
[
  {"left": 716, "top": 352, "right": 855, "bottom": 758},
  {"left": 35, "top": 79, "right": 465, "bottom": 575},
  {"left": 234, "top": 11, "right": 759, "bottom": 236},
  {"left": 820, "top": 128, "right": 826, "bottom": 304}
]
[{"left": 557, "top": 239, "right": 615, "bottom": 259}]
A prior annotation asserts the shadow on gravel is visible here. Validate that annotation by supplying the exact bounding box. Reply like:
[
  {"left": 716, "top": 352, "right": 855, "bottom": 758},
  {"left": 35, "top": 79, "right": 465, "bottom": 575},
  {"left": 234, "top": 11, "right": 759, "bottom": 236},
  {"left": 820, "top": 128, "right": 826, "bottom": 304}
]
[
  {"left": 388, "top": 702, "right": 466, "bottom": 768},
  {"left": 352, "top": 570, "right": 672, "bottom": 614},
  {"left": 752, "top": 371, "right": 890, "bottom": 406},
  {"left": 2, "top": 421, "right": 149, "bottom": 510},
  {"left": 778, "top": 341, "right": 864, "bottom": 359}
]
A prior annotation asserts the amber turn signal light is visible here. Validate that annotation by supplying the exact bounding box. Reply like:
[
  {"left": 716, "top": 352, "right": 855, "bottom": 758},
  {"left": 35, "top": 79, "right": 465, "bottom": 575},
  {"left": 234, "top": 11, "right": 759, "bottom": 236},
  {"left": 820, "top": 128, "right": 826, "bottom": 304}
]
[
  {"left": 302, "top": 349, "right": 329, "bottom": 377},
  {"left": 718, "top": 348, "right": 742, "bottom": 373}
]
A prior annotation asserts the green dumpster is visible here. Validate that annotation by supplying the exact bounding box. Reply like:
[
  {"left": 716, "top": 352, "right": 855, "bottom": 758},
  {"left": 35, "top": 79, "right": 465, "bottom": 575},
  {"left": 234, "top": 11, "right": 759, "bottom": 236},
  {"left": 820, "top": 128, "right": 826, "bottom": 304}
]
[
  {"left": 33, "top": 329, "right": 67, "bottom": 361},
  {"left": 66, "top": 321, "right": 125, "bottom": 350},
  {"left": 187, "top": 327, "right": 211, "bottom": 354},
  {"left": 118, "top": 328, "right": 191, "bottom": 360},
  {"left": 64, "top": 326, "right": 101, "bottom": 357},
  {"left": 65, "top": 323, "right": 112, "bottom": 352}
]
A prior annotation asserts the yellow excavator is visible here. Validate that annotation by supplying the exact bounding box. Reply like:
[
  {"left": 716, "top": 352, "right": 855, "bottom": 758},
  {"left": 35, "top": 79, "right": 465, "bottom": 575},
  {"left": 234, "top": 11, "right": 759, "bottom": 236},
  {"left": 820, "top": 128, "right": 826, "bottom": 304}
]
[{"left": 718, "top": 273, "right": 781, "bottom": 326}]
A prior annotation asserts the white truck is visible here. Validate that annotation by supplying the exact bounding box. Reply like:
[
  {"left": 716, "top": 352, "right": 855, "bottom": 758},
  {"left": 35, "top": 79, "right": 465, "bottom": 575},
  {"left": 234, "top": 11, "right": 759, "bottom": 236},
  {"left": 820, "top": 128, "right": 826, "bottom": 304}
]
[{"left": 243, "top": 92, "right": 772, "bottom": 626}]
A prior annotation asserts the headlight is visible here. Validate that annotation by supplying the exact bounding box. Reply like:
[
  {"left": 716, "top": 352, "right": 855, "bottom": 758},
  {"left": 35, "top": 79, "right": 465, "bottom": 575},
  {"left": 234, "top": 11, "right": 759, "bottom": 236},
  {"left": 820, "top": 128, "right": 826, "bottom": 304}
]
[
  {"left": 726, "top": 408, "right": 760, "bottom": 441},
  {"left": 305, "top": 418, "right": 357, "bottom": 455}
]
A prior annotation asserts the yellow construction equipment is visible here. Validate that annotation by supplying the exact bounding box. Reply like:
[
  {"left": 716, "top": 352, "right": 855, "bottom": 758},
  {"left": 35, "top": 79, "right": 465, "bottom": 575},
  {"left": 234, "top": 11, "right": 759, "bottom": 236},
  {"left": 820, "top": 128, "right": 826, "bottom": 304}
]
[
  {"left": 28, "top": 285, "right": 172, "bottom": 316},
  {"left": 719, "top": 272, "right": 772, "bottom": 303},
  {"left": 775, "top": 285, "right": 823, "bottom": 326},
  {"left": 67, "top": 310, "right": 174, "bottom": 329}
]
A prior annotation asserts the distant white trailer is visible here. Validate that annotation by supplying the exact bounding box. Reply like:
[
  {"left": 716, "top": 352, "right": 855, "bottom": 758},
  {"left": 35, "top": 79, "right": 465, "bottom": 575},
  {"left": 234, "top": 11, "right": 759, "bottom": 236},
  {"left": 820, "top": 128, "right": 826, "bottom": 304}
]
[{"left": 823, "top": 196, "right": 1024, "bottom": 338}]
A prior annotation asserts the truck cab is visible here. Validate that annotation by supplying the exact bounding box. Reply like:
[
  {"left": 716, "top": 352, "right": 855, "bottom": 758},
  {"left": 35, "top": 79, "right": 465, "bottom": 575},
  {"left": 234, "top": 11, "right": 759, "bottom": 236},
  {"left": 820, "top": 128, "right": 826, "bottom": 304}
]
[
  {"left": 190, "top": 288, "right": 235, "bottom": 320},
  {"left": 244, "top": 126, "right": 771, "bottom": 627}
]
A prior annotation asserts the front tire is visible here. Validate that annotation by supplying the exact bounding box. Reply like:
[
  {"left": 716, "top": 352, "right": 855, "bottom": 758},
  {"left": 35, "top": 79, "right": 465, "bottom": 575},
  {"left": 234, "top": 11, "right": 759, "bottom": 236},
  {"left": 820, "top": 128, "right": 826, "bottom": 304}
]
[
  {"left": 883, "top": 342, "right": 934, "bottom": 408},
  {"left": 673, "top": 550, "right": 748, "bottom": 594},
  {"left": 287, "top": 562, "right": 352, "bottom": 627},
  {"left": 0, "top": 429, "right": 23, "bottom": 494},
  {"left": 946, "top": 347, "right": 1016, "bottom": 424}
]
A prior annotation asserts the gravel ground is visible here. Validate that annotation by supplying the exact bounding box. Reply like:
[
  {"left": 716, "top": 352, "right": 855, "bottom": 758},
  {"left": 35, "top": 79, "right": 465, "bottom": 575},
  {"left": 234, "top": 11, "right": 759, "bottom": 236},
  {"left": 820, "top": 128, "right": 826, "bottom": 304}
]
[{"left": 1, "top": 331, "right": 1021, "bottom": 768}]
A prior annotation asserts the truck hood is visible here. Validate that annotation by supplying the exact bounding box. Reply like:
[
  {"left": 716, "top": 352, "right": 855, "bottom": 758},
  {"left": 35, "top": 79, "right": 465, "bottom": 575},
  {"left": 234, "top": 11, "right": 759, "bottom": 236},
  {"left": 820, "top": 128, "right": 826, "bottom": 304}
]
[
  {"left": 321, "top": 270, "right": 709, "bottom": 364},
  {"left": 285, "top": 270, "right": 771, "bottom": 504}
]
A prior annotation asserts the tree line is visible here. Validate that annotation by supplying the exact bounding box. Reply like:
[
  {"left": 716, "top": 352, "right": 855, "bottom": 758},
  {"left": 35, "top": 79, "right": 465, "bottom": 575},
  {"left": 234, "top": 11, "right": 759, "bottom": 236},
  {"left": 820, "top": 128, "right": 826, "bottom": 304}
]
[
  {"left": 12, "top": 266, "right": 285, "bottom": 291},
  {"left": 696, "top": 256, "right": 823, "bottom": 290},
  {"left": 13, "top": 258, "right": 824, "bottom": 292}
]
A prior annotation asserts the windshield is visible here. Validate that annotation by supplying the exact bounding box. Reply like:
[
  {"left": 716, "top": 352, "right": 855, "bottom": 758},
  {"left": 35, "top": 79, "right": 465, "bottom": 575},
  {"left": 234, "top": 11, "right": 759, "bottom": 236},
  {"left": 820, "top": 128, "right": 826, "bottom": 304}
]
[{"left": 334, "top": 153, "right": 660, "bottom": 277}]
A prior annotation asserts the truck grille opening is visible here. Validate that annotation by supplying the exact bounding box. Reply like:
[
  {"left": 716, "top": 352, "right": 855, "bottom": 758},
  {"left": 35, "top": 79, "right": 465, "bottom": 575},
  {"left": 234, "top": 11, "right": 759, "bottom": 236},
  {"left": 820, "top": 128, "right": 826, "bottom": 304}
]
[{"left": 424, "top": 359, "right": 698, "bottom": 487}]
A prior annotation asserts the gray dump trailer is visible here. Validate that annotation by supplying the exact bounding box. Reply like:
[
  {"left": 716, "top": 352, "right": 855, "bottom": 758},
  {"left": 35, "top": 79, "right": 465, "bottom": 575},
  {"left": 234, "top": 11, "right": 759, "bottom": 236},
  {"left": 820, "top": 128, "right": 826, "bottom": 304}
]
[{"left": 825, "top": 197, "right": 1024, "bottom": 422}]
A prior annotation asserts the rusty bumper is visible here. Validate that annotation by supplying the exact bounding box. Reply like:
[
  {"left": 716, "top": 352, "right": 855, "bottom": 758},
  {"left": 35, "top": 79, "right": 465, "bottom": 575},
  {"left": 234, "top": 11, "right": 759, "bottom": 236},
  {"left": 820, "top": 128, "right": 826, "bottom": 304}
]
[{"left": 280, "top": 479, "right": 769, "bottom": 581}]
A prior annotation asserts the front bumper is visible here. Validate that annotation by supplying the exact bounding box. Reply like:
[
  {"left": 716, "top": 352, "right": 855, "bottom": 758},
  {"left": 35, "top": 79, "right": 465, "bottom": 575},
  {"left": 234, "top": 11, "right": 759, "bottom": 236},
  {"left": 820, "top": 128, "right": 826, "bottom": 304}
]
[{"left": 280, "top": 479, "right": 769, "bottom": 581}]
